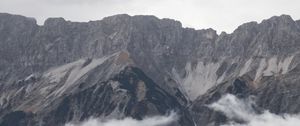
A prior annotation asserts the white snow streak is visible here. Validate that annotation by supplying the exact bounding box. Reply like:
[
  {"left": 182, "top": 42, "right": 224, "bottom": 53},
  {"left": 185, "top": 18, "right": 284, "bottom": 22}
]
[
  {"left": 239, "top": 58, "right": 253, "bottom": 76},
  {"left": 182, "top": 61, "right": 222, "bottom": 100},
  {"left": 43, "top": 56, "right": 110, "bottom": 96},
  {"left": 255, "top": 56, "right": 294, "bottom": 81}
]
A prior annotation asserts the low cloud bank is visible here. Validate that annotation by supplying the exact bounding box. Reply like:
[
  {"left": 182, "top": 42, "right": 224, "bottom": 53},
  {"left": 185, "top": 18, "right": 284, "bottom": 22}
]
[
  {"left": 209, "top": 94, "right": 300, "bottom": 126},
  {"left": 65, "top": 112, "right": 177, "bottom": 126}
]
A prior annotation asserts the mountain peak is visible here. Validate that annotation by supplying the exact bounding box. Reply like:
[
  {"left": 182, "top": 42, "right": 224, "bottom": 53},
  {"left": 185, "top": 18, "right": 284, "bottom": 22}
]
[
  {"left": 233, "top": 21, "right": 258, "bottom": 33},
  {"left": 102, "top": 14, "right": 131, "bottom": 21},
  {"left": 0, "top": 12, "right": 37, "bottom": 25},
  {"left": 262, "top": 14, "right": 295, "bottom": 25},
  {"left": 272, "top": 14, "right": 293, "bottom": 20},
  {"left": 296, "top": 20, "right": 300, "bottom": 27},
  {"left": 43, "top": 17, "right": 67, "bottom": 26}
]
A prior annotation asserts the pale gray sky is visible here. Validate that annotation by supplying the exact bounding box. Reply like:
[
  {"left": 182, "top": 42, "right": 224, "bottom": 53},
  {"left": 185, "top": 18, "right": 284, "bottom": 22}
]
[{"left": 0, "top": 0, "right": 299, "bottom": 33}]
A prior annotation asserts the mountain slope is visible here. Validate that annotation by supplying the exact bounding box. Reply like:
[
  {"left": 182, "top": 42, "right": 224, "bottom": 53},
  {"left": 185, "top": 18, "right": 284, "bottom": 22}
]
[
  {"left": 1, "top": 13, "right": 300, "bottom": 126},
  {"left": 1, "top": 66, "right": 193, "bottom": 126}
]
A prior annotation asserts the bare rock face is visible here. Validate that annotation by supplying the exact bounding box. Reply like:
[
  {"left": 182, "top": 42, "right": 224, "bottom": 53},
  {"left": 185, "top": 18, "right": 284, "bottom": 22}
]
[
  {"left": 0, "top": 66, "right": 193, "bottom": 126},
  {"left": 1, "top": 13, "right": 300, "bottom": 126},
  {"left": 190, "top": 63, "right": 300, "bottom": 125}
]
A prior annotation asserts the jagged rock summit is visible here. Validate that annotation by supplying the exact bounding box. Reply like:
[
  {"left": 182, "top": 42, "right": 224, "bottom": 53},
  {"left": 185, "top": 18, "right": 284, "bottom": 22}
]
[{"left": 1, "top": 13, "right": 300, "bottom": 126}]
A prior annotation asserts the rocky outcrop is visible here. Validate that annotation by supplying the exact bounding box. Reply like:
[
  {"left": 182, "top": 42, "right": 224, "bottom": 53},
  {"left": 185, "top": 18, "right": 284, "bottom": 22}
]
[
  {"left": 0, "top": 66, "right": 193, "bottom": 126},
  {"left": 1, "top": 13, "right": 300, "bottom": 126},
  {"left": 190, "top": 62, "right": 300, "bottom": 125}
]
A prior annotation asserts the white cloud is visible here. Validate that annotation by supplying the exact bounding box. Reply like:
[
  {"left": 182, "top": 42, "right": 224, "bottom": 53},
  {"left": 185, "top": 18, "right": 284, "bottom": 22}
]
[
  {"left": 0, "top": 0, "right": 300, "bottom": 33},
  {"left": 65, "top": 112, "right": 177, "bottom": 126},
  {"left": 209, "top": 94, "right": 300, "bottom": 126}
]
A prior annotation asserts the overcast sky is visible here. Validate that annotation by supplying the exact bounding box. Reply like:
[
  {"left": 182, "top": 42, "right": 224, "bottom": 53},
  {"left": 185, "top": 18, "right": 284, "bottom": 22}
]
[{"left": 0, "top": 0, "right": 299, "bottom": 33}]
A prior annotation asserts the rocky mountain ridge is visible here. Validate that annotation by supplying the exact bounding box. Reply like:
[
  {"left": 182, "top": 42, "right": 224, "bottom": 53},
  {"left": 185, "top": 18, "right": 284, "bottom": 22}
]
[{"left": 1, "top": 13, "right": 300, "bottom": 126}]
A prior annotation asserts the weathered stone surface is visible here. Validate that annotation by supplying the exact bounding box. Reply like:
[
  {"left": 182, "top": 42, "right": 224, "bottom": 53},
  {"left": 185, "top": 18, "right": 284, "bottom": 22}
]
[{"left": 1, "top": 13, "right": 300, "bottom": 126}]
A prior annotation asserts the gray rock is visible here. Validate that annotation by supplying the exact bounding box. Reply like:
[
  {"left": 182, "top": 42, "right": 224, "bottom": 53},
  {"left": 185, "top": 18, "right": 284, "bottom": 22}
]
[{"left": 1, "top": 13, "right": 300, "bottom": 126}]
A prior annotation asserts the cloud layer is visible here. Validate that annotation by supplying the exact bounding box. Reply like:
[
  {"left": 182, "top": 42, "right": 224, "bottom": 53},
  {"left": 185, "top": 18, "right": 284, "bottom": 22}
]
[
  {"left": 65, "top": 112, "right": 177, "bottom": 126},
  {"left": 209, "top": 94, "right": 300, "bottom": 126}
]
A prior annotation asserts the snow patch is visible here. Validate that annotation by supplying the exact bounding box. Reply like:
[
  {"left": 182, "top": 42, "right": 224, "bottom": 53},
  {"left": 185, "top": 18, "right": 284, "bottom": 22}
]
[
  {"left": 255, "top": 56, "right": 294, "bottom": 81},
  {"left": 25, "top": 83, "right": 34, "bottom": 93},
  {"left": 278, "top": 55, "right": 294, "bottom": 74},
  {"left": 0, "top": 94, "right": 9, "bottom": 107},
  {"left": 0, "top": 95, "right": 4, "bottom": 106},
  {"left": 54, "top": 57, "right": 110, "bottom": 96},
  {"left": 180, "top": 61, "right": 222, "bottom": 100},
  {"left": 43, "top": 56, "right": 110, "bottom": 97},
  {"left": 254, "top": 58, "right": 267, "bottom": 80},
  {"left": 239, "top": 58, "right": 253, "bottom": 76},
  {"left": 263, "top": 57, "right": 278, "bottom": 76},
  {"left": 44, "top": 59, "right": 85, "bottom": 84},
  {"left": 24, "top": 74, "right": 35, "bottom": 81}
]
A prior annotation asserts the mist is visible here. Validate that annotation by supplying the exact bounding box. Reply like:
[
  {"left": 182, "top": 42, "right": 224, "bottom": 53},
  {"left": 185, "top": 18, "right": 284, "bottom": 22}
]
[
  {"left": 65, "top": 112, "right": 177, "bottom": 126},
  {"left": 209, "top": 94, "right": 300, "bottom": 126}
]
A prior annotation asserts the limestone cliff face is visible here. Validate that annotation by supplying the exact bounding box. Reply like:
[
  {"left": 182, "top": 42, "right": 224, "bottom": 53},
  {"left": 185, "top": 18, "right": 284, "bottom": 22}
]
[{"left": 1, "top": 13, "right": 300, "bottom": 126}]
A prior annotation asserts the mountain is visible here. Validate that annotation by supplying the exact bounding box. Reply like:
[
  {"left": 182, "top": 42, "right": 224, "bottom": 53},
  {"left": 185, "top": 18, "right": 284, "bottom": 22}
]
[{"left": 0, "top": 13, "right": 300, "bottom": 126}]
